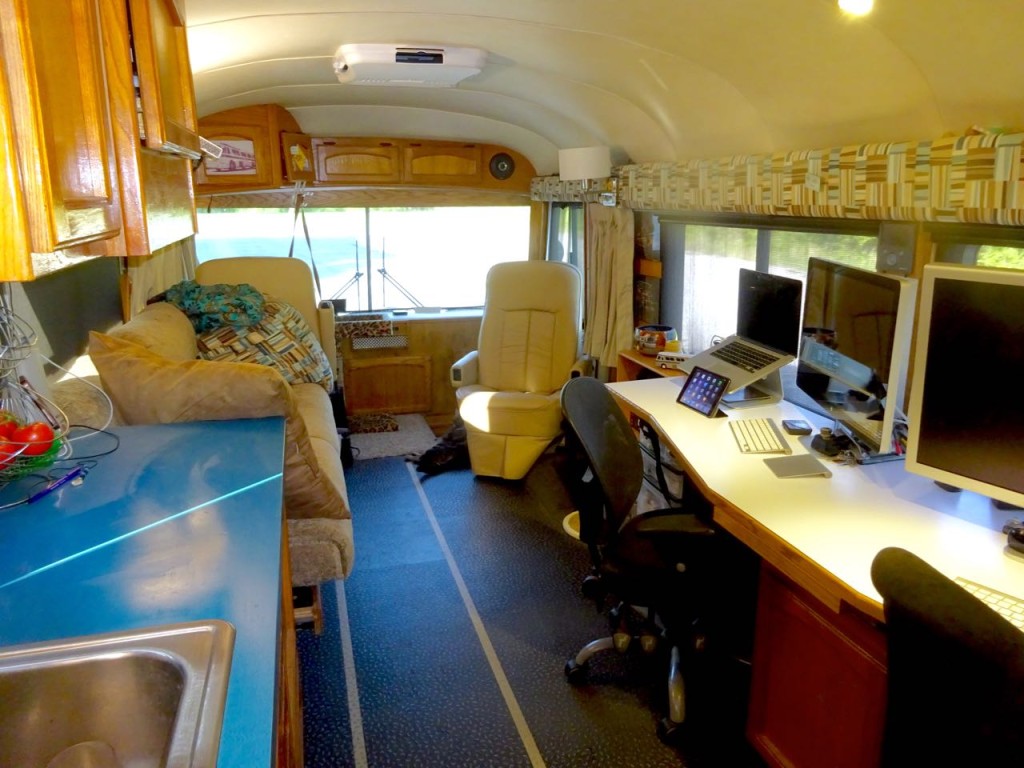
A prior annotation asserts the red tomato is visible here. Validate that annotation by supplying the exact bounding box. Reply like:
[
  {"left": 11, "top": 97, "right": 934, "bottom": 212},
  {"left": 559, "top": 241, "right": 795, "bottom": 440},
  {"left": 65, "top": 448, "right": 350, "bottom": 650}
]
[
  {"left": 11, "top": 421, "right": 55, "bottom": 456},
  {"left": 0, "top": 441, "right": 24, "bottom": 467},
  {"left": 0, "top": 414, "right": 19, "bottom": 440}
]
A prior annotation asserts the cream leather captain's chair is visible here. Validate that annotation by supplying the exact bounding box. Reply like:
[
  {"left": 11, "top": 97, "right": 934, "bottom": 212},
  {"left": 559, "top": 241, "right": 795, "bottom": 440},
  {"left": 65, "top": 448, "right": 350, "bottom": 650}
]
[{"left": 450, "top": 260, "right": 588, "bottom": 480}]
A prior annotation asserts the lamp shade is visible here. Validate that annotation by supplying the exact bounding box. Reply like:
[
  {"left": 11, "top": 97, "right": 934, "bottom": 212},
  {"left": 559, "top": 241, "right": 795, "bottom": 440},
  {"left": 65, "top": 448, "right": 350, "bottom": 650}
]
[{"left": 558, "top": 146, "right": 611, "bottom": 181}]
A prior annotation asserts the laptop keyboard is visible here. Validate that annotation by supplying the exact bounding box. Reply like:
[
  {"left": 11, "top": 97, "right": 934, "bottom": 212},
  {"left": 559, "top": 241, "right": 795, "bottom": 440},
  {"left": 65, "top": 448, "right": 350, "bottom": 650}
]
[
  {"left": 710, "top": 340, "right": 779, "bottom": 373},
  {"left": 729, "top": 418, "right": 790, "bottom": 454}
]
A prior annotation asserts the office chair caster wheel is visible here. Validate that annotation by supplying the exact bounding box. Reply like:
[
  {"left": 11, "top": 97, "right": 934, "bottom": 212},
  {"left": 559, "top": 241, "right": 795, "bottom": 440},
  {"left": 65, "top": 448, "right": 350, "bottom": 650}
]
[
  {"left": 657, "top": 716, "right": 685, "bottom": 745},
  {"left": 581, "top": 574, "right": 603, "bottom": 601},
  {"left": 565, "top": 659, "right": 588, "bottom": 685}
]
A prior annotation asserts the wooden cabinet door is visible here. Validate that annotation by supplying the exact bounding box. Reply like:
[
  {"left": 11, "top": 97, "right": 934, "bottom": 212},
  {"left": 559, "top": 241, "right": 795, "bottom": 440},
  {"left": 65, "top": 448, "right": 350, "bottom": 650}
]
[
  {"left": 747, "top": 564, "right": 887, "bottom": 768},
  {"left": 314, "top": 139, "right": 402, "bottom": 183},
  {"left": 275, "top": 523, "right": 304, "bottom": 768},
  {"left": 128, "top": 0, "right": 199, "bottom": 158},
  {"left": 0, "top": 0, "right": 121, "bottom": 252},
  {"left": 97, "top": 0, "right": 196, "bottom": 256},
  {"left": 404, "top": 142, "right": 482, "bottom": 184},
  {"left": 0, "top": 58, "right": 31, "bottom": 280}
]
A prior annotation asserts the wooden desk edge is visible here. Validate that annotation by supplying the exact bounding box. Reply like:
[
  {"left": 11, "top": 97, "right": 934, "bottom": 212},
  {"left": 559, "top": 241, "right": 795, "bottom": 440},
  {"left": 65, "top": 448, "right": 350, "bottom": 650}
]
[{"left": 611, "top": 389, "right": 886, "bottom": 625}]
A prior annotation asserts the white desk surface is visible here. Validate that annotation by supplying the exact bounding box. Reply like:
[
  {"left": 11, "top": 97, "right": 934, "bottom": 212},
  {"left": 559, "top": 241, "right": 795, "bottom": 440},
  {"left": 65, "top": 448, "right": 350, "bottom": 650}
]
[{"left": 608, "top": 376, "right": 1024, "bottom": 621}]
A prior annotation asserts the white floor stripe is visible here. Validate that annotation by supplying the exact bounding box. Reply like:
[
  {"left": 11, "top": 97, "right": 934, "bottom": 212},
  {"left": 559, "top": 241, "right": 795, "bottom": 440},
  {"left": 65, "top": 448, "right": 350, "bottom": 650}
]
[
  {"left": 405, "top": 462, "right": 548, "bottom": 768},
  {"left": 335, "top": 580, "right": 369, "bottom": 768}
]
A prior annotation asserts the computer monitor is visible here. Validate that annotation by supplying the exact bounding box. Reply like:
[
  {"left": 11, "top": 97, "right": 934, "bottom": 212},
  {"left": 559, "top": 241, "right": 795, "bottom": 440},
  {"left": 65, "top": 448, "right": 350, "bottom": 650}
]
[
  {"left": 905, "top": 263, "right": 1024, "bottom": 508},
  {"left": 737, "top": 268, "right": 802, "bottom": 357},
  {"left": 796, "top": 257, "right": 917, "bottom": 460}
]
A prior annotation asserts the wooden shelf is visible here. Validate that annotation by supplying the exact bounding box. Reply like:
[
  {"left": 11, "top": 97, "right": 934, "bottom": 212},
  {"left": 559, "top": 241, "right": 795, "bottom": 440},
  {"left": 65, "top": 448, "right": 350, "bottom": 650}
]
[{"left": 616, "top": 348, "right": 680, "bottom": 381}]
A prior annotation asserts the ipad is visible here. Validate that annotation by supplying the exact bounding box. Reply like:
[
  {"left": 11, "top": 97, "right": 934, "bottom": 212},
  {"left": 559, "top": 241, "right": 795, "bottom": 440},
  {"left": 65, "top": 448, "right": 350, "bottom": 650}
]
[{"left": 676, "top": 366, "right": 730, "bottom": 417}]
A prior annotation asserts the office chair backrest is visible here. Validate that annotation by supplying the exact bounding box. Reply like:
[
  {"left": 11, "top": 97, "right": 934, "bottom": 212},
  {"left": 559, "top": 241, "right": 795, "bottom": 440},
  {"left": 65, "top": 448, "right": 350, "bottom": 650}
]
[
  {"left": 561, "top": 377, "right": 643, "bottom": 541},
  {"left": 870, "top": 546, "right": 1024, "bottom": 767}
]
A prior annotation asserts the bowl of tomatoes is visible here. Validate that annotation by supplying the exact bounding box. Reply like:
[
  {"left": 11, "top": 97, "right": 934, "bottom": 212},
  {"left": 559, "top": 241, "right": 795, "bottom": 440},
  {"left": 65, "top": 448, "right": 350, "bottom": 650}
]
[{"left": 0, "top": 413, "right": 66, "bottom": 481}]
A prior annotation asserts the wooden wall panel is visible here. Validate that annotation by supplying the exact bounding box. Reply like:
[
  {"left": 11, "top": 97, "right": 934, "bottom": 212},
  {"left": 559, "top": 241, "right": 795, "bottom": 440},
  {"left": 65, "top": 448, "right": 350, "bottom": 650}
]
[{"left": 338, "top": 314, "right": 481, "bottom": 432}]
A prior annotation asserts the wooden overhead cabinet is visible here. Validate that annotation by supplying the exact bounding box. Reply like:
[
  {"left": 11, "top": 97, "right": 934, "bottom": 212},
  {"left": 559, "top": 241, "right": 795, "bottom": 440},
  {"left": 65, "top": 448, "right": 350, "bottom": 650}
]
[
  {"left": 195, "top": 104, "right": 314, "bottom": 194},
  {"left": 101, "top": 0, "right": 199, "bottom": 256},
  {"left": 311, "top": 138, "right": 534, "bottom": 191},
  {"left": 0, "top": 0, "right": 200, "bottom": 280},
  {"left": 127, "top": 0, "right": 200, "bottom": 158},
  {"left": 0, "top": 0, "right": 122, "bottom": 277},
  {"left": 404, "top": 141, "right": 482, "bottom": 185},
  {"left": 313, "top": 139, "right": 403, "bottom": 184}
]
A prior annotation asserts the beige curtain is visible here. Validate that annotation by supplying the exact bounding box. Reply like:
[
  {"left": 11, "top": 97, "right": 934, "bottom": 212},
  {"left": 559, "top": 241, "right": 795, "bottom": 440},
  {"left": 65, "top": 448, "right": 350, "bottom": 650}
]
[
  {"left": 125, "top": 238, "right": 198, "bottom": 318},
  {"left": 583, "top": 204, "right": 634, "bottom": 369}
]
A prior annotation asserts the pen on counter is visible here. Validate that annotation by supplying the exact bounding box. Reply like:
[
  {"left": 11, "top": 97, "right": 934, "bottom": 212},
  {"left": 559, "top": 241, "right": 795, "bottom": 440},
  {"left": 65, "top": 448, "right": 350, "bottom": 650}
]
[{"left": 27, "top": 466, "right": 85, "bottom": 504}]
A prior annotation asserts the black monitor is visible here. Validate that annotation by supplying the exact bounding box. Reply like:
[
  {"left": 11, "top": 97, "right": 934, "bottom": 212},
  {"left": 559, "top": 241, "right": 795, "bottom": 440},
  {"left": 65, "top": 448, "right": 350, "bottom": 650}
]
[
  {"left": 906, "top": 263, "right": 1024, "bottom": 507},
  {"left": 737, "top": 268, "right": 802, "bottom": 356},
  {"left": 796, "top": 258, "right": 917, "bottom": 458}
]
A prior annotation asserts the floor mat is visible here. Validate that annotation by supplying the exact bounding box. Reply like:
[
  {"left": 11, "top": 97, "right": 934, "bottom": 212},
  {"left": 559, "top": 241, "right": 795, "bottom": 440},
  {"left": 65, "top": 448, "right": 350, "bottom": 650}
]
[
  {"left": 348, "top": 412, "right": 399, "bottom": 433},
  {"left": 349, "top": 413, "right": 437, "bottom": 459},
  {"left": 297, "top": 453, "right": 765, "bottom": 767}
]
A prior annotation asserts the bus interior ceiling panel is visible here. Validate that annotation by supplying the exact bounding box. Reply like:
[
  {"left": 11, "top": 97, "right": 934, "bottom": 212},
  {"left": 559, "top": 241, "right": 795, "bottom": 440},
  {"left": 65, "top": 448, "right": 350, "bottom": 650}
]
[{"left": 182, "top": 0, "right": 1024, "bottom": 175}]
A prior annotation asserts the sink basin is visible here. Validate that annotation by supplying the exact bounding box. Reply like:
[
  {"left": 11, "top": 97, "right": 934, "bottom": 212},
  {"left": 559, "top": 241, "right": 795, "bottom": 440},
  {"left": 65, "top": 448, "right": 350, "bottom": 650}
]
[{"left": 0, "top": 620, "right": 235, "bottom": 768}]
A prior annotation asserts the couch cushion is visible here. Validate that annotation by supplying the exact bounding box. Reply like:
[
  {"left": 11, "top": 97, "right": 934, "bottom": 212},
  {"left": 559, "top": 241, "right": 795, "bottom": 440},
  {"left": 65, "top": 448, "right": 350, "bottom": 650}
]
[
  {"left": 288, "top": 518, "right": 355, "bottom": 584},
  {"left": 292, "top": 383, "right": 341, "bottom": 451},
  {"left": 49, "top": 374, "right": 119, "bottom": 431},
  {"left": 108, "top": 302, "right": 198, "bottom": 362},
  {"left": 196, "top": 299, "right": 334, "bottom": 391},
  {"left": 457, "top": 386, "right": 562, "bottom": 438},
  {"left": 89, "top": 331, "right": 350, "bottom": 521},
  {"left": 292, "top": 382, "right": 347, "bottom": 506}
]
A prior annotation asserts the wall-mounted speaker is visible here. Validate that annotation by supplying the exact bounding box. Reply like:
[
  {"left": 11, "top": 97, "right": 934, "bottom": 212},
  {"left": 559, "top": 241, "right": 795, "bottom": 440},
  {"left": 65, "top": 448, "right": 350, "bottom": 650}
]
[
  {"left": 876, "top": 222, "right": 917, "bottom": 276},
  {"left": 488, "top": 152, "right": 515, "bottom": 180}
]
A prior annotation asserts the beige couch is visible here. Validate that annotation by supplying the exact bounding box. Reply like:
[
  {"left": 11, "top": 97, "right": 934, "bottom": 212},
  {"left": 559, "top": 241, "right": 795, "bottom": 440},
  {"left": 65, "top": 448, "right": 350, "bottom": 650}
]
[{"left": 70, "top": 258, "right": 353, "bottom": 588}]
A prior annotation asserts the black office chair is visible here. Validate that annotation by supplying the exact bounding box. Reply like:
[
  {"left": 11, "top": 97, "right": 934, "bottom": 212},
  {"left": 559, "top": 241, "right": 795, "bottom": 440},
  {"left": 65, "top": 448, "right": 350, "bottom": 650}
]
[
  {"left": 560, "top": 376, "right": 718, "bottom": 742},
  {"left": 870, "top": 547, "right": 1024, "bottom": 767}
]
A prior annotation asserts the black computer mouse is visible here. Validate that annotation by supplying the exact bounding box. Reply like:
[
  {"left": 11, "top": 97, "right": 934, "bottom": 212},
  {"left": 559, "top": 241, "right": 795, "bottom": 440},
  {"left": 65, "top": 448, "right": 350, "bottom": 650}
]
[{"left": 1004, "top": 522, "right": 1024, "bottom": 554}]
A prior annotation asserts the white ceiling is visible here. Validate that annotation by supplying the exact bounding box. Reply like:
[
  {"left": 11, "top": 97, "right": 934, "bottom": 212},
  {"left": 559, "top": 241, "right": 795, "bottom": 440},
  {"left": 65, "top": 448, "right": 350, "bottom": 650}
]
[{"left": 184, "top": 0, "right": 1024, "bottom": 176}]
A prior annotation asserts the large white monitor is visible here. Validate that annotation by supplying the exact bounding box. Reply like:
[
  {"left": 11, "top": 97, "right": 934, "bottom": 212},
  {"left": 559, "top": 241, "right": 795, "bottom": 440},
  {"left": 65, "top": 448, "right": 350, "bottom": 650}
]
[
  {"left": 906, "top": 263, "right": 1024, "bottom": 508},
  {"left": 796, "top": 258, "right": 917, "bottom": 461}
]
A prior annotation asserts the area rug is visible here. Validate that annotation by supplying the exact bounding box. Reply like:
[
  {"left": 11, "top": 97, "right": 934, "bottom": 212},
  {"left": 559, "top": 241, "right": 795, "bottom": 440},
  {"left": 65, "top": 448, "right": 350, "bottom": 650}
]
[
  {"left": 349, "top": 413, "right": 437, "bottom": 460},
  {"left": 348, "top": 412, "right": 399, "bottom": 433}
]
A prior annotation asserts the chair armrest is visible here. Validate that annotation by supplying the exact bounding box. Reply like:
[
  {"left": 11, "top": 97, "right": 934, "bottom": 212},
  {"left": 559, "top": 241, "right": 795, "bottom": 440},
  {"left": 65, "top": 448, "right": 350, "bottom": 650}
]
[
  {"left": 317, "top": 303, "right": 340, "bottom": 386},
  {"left": 570, "top": 355, "right": 593, "bottom": 379},
  {"left": 450, "top": 350, "right": 479, "bottom": 388}
]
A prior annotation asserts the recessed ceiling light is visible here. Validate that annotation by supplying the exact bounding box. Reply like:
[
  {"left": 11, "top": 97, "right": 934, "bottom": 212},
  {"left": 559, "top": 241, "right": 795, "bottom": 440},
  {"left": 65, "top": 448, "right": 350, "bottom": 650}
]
[{"left": 838, "top": 0, "right": 874, "bottom": 16}]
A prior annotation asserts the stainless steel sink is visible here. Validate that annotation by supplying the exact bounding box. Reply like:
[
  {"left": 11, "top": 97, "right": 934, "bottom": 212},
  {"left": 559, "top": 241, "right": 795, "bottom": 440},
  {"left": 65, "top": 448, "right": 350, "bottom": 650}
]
[{"left": 0, "top": 620, "right": 235, "bottom": 768}]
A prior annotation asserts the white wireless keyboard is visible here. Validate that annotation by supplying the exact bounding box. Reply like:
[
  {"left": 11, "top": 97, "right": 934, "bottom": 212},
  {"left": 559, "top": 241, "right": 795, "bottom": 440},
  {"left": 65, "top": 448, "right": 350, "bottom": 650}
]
[
  {"left": 729, "top": 417, "right": 791, "bottom": 455},
  {"left": 955, "top": 577, "right": 1024, "bottom": 632}
]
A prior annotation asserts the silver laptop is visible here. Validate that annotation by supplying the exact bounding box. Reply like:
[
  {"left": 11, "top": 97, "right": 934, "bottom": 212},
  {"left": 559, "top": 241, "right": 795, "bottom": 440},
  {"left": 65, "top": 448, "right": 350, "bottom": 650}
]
[{"left": 681, "top": 269, "right": 802, "bottom": 394}]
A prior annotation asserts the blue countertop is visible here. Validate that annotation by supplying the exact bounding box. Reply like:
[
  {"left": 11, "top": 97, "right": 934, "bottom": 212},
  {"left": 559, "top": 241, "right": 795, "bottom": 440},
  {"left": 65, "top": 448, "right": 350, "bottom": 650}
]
[{"left": 0, "top": 418, "right": 287, "bottom": 768}]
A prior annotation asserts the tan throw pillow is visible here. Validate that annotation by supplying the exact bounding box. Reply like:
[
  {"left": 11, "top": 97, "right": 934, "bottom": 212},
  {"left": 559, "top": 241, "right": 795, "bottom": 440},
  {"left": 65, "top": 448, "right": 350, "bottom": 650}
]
[
  {"left": 108, "top": 301, "right": 199, "bottom": 362},
  {"left": 88, "top": 331, "right": 349, "bottom": 521}
]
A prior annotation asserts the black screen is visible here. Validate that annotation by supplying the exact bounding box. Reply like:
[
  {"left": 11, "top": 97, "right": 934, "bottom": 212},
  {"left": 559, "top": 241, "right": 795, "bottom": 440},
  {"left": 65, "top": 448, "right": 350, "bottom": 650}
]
[
  {"left": 915, "top": 277, "right": 1024, "bottom": 496},
  {"left": 795, "top": 258, "right": 907, "bottom": 453},
  {"left": 736, "top": 269, "right": 802, "bottom": 356}
]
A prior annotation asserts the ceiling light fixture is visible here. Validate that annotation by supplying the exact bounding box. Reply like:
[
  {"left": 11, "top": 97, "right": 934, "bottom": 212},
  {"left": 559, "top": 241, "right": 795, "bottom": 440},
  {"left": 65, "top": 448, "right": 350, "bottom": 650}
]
[{"left": 838, "top": 0, "right": 874, "bottom": 16}]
